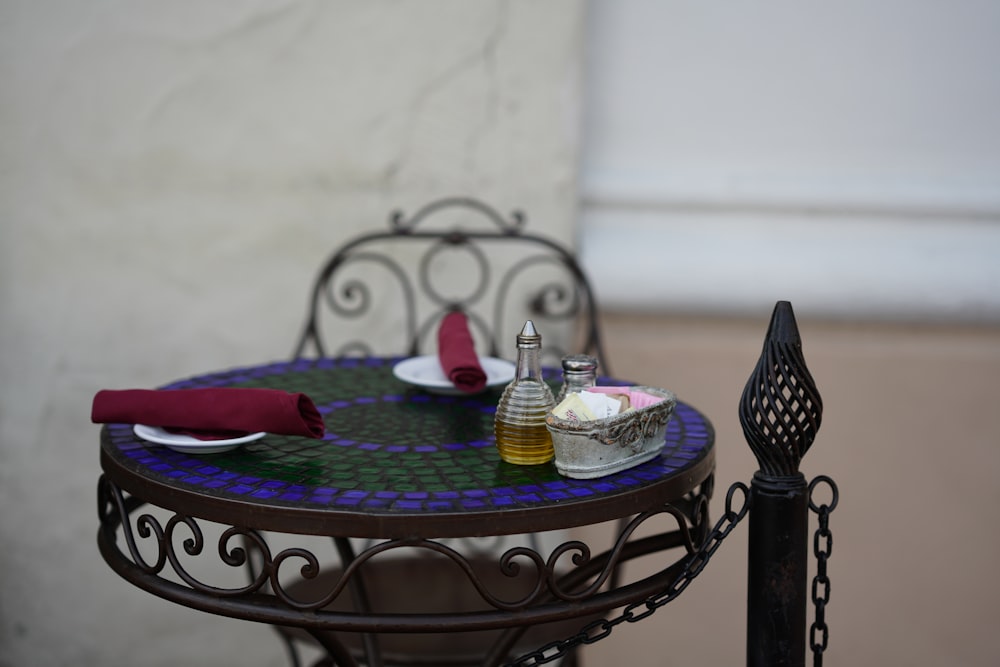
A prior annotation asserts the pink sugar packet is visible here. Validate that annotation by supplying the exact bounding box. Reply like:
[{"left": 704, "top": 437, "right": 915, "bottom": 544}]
[{"left": 586, "top": 386, "right": 665, "bottom": 409}]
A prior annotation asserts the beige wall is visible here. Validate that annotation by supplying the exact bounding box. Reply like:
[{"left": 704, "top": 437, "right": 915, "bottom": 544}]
[
  {"left": 0, "top": 2, "right": 583, "bottom": 665},
  {"left": 584, "top": 313, "right": 1000, "bottom": 667}
]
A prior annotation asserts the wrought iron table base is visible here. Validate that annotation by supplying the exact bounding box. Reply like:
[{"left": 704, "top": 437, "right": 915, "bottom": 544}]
[{"left": 98, "top": 475, "right": 717, "bottom": 666}]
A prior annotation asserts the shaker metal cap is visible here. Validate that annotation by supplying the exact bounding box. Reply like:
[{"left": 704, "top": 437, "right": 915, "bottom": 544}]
[
  {"left": 561, "top": 354, "right": 598, "bottom": 372},
  {"left": 516, "top": 320, "right": 541, "bottom": 348}
]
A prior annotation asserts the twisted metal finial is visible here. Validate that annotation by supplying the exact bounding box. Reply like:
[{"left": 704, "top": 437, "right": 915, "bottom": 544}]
[{"left": 739, "top": 301, "right": 823, "bottom": 477}]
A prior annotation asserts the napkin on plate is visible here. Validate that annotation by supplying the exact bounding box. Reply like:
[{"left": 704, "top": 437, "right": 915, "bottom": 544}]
[
  {"left": 437, "top": 311, "right": 487, "bottom": 393},
  {"left": 91, "top": 387, "right": 326, "bottom": 440}
]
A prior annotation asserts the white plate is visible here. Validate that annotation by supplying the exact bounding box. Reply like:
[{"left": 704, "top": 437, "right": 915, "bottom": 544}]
[
  {"left": 393, "top": 355, "right": 515, "bottom": 395},
  {"left": 133, "top": 424, "right": 266, "bottom": 454}
]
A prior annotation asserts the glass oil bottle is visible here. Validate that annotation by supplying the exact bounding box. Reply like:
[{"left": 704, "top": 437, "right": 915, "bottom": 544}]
[{"left": 494, "top": 320, "right": 555, "bottom": 465}]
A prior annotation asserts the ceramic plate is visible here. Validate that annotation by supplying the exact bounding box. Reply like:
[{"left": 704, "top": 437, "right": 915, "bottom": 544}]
[
  {"left": 133, "top": 424, "right": 266, "bottom": 454},
  {"left": 392, "top": 355, "right": 515, "bottom": 395}
]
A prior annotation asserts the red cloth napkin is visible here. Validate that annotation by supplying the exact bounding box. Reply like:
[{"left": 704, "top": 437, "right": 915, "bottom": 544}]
[
  {"left": 437, "top": 311, "right": 487, "bottom": 393},
  {"left": 91, "top": 388, "right": 326, "bottom": 440}
]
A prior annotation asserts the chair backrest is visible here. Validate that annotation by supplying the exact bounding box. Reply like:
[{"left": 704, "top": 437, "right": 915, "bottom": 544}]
[{"left": 293, "top": 197, "right": 611, "bottom": 373}]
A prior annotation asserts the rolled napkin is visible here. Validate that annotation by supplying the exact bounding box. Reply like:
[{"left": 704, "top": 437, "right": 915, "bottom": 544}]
[
  {"left": 91, "top": 387, "right": 326, "bottom": 440},
  {"left": 437, "top": 310, "right": 487, "bottom": 393}
]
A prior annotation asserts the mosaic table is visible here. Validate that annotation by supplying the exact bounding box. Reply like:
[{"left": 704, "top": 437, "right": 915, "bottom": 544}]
[{"left": 97, "top": 357, "right": 716, "bottom": 666}]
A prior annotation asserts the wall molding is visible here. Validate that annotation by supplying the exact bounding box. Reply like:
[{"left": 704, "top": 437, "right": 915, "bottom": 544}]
[{"left": 578, "top": 179, "right": 1000, "bottom": 323}]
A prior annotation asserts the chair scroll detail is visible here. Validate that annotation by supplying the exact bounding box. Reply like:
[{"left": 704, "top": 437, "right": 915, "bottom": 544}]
[{"left": 293, "top": 197, "right": 611, "bottom": 374}]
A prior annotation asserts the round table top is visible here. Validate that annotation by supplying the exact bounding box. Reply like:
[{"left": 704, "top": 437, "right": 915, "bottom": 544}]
[{"left": 100, "top": 357, "right": 715, "bottom": 538}]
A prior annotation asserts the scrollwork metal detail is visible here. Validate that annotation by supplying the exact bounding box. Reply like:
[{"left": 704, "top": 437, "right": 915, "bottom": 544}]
[
  {"left": 100, "top": 476, "right": 279, "bottom": 597},
  {"left": 390, "top": 197, "right": 525, "bottom": 235},
  {"left": 417, "top": 237, "right": 490, "bottom": 308},
  {"left": 319, "top": 251, "right": 418, "bottom": 357},
  {"left": 293, "top": 197, "right": 610, "bottom": 373},
  {"left": 494, "top": 253, "right": 589, "bottom": 363},
  {"left": 98, "top": 474, "right": 709, "bottom": 616},
  {"left": 506, "top": 479, "right": 749, "bottom": 666}
]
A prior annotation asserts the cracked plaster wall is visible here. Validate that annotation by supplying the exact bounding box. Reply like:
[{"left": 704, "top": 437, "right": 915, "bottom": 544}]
[{"left": 0, "top": 1, "right": 584, "bottom": 665}]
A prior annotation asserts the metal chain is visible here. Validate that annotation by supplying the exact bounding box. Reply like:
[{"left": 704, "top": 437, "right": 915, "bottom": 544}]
[
  {"left": 808, "top": 475, "right": 838, "bottom": 667},
  {"left": 505, "top": 481, "right": 751, "bottom": 667}
]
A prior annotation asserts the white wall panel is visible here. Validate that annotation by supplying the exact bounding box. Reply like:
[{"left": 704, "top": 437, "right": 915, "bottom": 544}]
[{"left": 580, "top": 0, "right": 1000, "bottom": 321}]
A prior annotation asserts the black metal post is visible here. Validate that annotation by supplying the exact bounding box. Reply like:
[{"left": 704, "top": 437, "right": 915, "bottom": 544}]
[
  {"left": 746, "top": 472, "right": 809, "bottom": 667},
  {"left": 739, "top": 302, "right": 823, "bottom": 667}
]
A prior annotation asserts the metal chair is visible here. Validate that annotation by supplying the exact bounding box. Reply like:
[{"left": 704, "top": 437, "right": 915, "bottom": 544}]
[{"left": 260, "top": 197, "right": 613, "bottom": 667}]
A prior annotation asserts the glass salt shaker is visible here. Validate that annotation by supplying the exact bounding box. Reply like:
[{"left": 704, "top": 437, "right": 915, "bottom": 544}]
[{"left": 555, "top": 354, "right": 599, "bottom": 402}]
